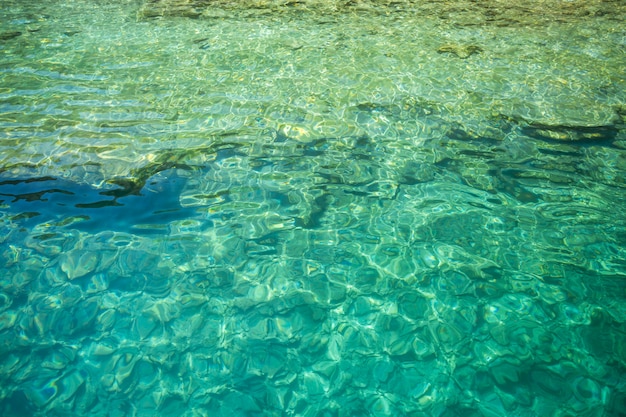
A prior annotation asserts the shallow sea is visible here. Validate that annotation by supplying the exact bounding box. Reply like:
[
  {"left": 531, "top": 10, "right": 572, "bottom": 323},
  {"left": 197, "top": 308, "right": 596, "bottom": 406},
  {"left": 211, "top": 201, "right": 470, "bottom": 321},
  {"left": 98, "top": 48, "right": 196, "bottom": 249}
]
[{"left": 1, "top": 0, "right": 626, "bottom": 415}]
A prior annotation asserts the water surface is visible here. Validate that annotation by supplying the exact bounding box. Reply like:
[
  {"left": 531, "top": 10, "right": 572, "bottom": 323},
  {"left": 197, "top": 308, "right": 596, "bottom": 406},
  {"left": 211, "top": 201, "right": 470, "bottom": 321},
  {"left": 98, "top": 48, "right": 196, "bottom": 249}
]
[{"left": 1, "top": 0, "right": 625, "bottom": 416}]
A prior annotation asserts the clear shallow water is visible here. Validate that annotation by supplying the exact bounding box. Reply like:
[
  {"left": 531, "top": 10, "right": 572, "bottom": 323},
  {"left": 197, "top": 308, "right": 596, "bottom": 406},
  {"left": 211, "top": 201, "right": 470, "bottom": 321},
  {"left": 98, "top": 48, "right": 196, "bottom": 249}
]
[{"left": 1, "top": 0, "right": 626, "bottom": 415}]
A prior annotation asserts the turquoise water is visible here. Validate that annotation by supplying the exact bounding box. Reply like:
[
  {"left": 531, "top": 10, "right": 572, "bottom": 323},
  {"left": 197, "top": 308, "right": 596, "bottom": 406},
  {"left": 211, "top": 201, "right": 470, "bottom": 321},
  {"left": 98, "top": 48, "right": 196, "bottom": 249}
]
[{"left": 1, "top": 0, "right": 626, "bottom": 415}]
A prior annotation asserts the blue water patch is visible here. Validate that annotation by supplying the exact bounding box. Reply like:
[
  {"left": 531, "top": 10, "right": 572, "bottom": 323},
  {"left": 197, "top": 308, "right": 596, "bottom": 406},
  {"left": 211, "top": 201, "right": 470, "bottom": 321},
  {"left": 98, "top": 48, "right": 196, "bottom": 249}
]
[{"left": 0, "top": 169, "right": 199, "bottom": 234}]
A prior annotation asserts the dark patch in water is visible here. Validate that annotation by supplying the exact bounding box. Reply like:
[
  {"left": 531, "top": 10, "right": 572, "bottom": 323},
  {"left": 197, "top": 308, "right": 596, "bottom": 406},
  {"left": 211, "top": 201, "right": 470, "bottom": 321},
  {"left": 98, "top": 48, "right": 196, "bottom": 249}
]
[
  {"left": 0, "top": 169, "right": 198, "bottom": 234},
  {"left": 0, "top": 389, "right": 35, "bottom": 417},
  {"left": 521, "top": 123, "right": 618, "bottom": 146}
]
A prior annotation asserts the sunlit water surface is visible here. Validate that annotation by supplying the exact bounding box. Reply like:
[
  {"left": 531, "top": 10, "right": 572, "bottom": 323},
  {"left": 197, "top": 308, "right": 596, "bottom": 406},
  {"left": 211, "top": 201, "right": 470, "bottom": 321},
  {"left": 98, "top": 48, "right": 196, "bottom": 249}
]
[{"left": 1, "top": 0, "right": 626, "bottom": 415}]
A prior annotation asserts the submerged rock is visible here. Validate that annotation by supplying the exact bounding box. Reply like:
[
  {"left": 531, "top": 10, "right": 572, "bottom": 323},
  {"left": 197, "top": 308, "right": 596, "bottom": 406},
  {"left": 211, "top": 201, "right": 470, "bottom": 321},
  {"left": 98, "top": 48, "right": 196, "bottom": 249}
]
[
  {"left": 138, "top": 0, "right": 626, "bottom": 25},
  {"left": 521, "top": 123, "right": 619, "bottom": 144},
  {"left": 0, "top": 31, "right": 22, "bottom": 41},
  {"left": 437, "top": 44, "right": 482, "bottom": 59}
]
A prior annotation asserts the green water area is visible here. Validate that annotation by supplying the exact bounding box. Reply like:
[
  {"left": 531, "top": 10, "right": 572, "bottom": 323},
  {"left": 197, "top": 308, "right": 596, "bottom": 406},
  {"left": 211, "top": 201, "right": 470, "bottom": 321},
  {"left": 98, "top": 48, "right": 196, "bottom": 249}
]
[{"left": 1, "top": 0, "right": 625, "bottom": 415}]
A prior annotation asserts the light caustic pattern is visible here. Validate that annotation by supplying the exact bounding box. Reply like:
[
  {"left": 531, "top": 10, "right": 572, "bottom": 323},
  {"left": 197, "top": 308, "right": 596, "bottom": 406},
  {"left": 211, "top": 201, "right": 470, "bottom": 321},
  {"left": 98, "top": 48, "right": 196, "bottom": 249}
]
[{"left": 0, "top": 0, "right": 625, "bottom": 416}]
